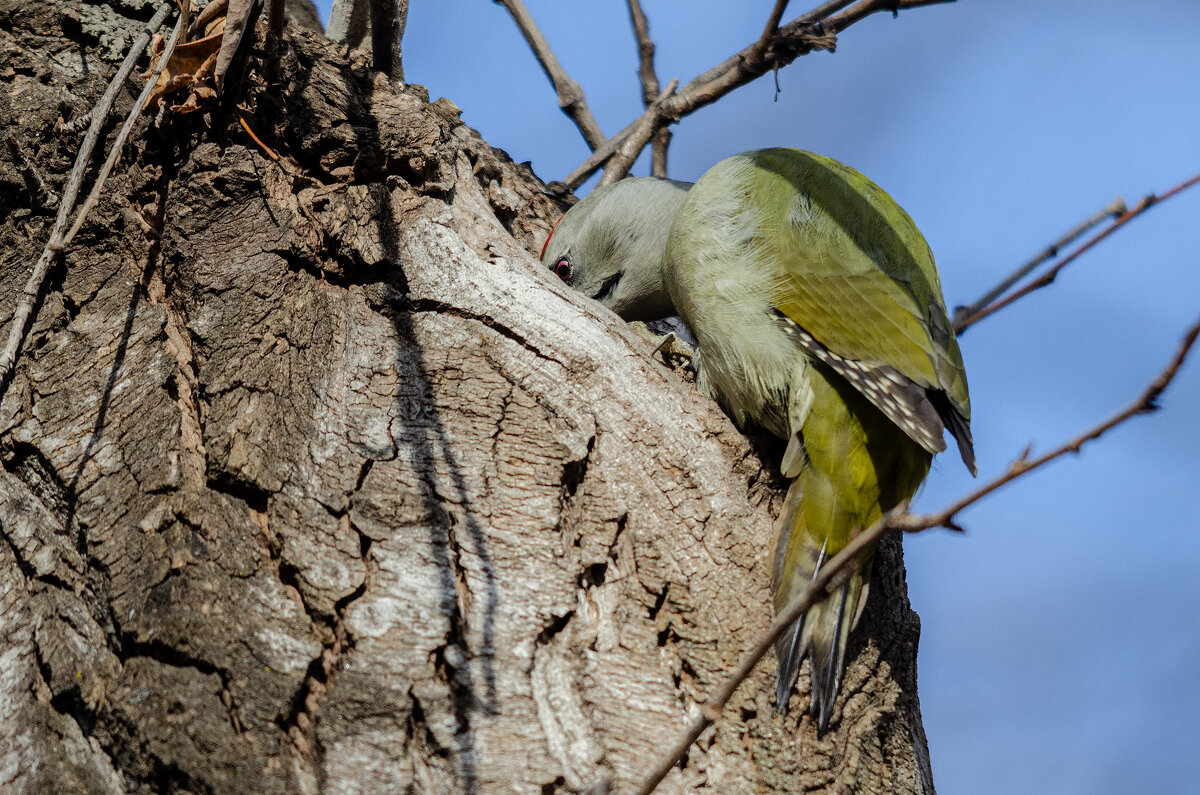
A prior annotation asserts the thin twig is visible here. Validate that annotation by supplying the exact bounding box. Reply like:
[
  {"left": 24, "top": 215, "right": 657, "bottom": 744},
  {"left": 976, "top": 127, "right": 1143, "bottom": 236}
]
[
  {"left": 685, "top": 0, "right": 852, "bottom": 92},
  {"left": 497, "top": 0, "right": 607, "bottom": 150},
  {"left": 650, "top": 127, "right": 671, "bottom": 178},
  {"left": 674, "top": 0, "right": 950, "bottom": 119},
  {"left": 598, "top": 79, "right": 676, "bottom": 187},
  {"left": 3, "top": 134, "right": 59, "bottom": 210},
  {"left": 563, "top": 0, "right": 852, "bottom": 190},
  {"left": 239, "top": 115, "right": 279, "bottom": 160},
  {"left": 0, "top": 1, "right": 175, "bottom": 401},
  {"left": 918, "top": 317, "right": 1200, "bottom": 522},
  {"left": 64, "top": 1, "right": 189, "bottom": 244},
  {"left": 759, "top": 0, "right": 793, "bottom": 50},
  {"left": 955, "top": 171, "right": 1200, "bottom": 333},
  {"left": 631, "top": 316, "right": 1200, "bottom": 794},
  {"left": 951, "top": 197, "right": 1125, "bottom": 331},
  {"left": 57, "top": 109, "right": 96, "bottom": 136},
  {"left": 625, "top": 0, "right": 670, "bottom": 178},
  {"left": 626, "top": 0, "right": 659, "bottom": 106},
  {"left": 564, "top": 0, "right": 952, "bottom": 189},
  {"left": 822, "top": 0, "right": 954, "bottom": 34},
  {"left": 756, "top": 0, "right": 793, "bottom": 99}
]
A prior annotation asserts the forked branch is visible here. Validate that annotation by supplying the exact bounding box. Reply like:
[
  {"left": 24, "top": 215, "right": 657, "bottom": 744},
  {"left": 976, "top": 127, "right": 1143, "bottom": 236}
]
[
  {"left": 951, "top": 196, "right": 1126, "bottom": 331},
  {"left": 597, "top": 79, "right": 676, "bottom": 188},
  {"left": 955, "top": 171, "right": 1200, "bottom": 333},
  {"left": 563, "top": 0, "right": 953, "bottom": 189}
]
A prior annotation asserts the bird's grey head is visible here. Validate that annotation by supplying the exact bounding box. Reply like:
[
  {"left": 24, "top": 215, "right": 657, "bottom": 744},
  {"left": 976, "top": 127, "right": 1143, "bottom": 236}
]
[{"left": 540, "top": 177, "right": 691, "bottom": 322}]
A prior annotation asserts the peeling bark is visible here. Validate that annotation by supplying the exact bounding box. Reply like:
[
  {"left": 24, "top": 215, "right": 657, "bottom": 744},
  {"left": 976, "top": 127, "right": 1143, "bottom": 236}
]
[{"left": 0, "top": 1, "right": 933, "bottom": 792}]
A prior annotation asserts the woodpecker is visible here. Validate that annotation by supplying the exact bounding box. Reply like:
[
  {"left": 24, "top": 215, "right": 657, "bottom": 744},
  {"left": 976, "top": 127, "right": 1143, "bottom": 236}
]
[{"left": 541, "top": 149, "right": 973, "bottom": 734}]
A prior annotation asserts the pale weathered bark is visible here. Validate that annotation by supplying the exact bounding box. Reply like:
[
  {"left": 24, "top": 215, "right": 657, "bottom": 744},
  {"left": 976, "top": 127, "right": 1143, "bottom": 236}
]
[{"left": 0, "top": 1, "right": 932, "bottom": 792}]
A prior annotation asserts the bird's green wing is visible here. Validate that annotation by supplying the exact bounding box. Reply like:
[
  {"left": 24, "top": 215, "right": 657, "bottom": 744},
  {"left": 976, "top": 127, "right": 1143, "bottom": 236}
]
[{"left": 745, "top": 149, "right": 971, "bottom": 428}]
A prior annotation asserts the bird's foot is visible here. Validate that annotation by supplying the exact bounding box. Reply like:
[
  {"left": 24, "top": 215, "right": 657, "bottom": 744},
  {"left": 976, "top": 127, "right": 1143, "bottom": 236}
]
[{"left": 629, "top": 322, "right": 695, "bottom": 369}]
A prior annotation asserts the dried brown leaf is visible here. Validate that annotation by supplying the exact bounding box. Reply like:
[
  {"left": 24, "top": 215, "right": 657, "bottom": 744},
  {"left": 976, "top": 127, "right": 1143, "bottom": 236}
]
[{"left": 143, "top": 20, "right": 225, "bottom": 112}]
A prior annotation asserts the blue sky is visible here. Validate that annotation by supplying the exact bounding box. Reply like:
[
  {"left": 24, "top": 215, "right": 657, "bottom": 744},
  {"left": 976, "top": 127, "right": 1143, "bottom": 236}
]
[{"left": 316, "top": 2, "right": 1200, "bottom": 790}]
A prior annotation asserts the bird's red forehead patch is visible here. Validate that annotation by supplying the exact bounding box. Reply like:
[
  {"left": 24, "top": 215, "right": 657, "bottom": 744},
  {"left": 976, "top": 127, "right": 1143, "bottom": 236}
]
[{"left": 540, "top": 215, "right": 564, "bottom": 260}]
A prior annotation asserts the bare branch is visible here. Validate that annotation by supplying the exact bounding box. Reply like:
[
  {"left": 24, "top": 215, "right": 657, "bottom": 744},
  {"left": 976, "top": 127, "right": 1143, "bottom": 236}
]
[
  {"left": 564, "top": 0, "right": 952, "bottom": 189},
  {"left": 562, "top": 120, "right": 637, "bottom": 190},
  {"left": 955, "top": 171, "right": 1200, "bottom": 333},
  {"left": 692, "top": 0, "right": 850, "bottom": 92},
  {"left": 597, "top": 122, "right": 653, "bottom": 187},
  {"left": 497, "top": 0, "right": 607, "bottom": 150},
  {"left": 327, "top": 0, "right": 368, "bottom": 46},
  {"left": 566, "top": 87, "right": 674, "bottom": 191},
  {"left": 3, "top": 134, "right": 59, "bottom": 210},
  {"left": 764, "top": 0, "right": 793, "bottom": 37},
  {"left": 925, "top": 317, "right": 1199, "bottom": 523},
  {"left": 369, "top": 0, "right": 407, "bottom": 80},
  {"left": 670, "top": 0, "right": 950, "bottom": 118},
  {"left": 822, "top": 0, "right": 955, "bottom": 34},
  {"left": 327, "top": 0, "right": 408, "bottom": 79},
  {"left": 598, "top": 79, "right": 676, "bottom": 187},
  {"left": 625, "top": 0, "right": 672, "bottom": 178},
  {"left": 951, "top": 197, "right": 1126, "bottom": 332},
  {"left": 64, "top": 1, "right": 189, "bottom": 243},
  {"left": 0, "top": 1, "right": 176, "bottom": 401},
  {"left": 631, "top": 316, "right": 1200, "bottom": 794},
  {"left": 651, "top": 127, "right": 671, "bottom": 178},
  {"left": 626, "top": 0, "right": 659, "bottom": 106}
]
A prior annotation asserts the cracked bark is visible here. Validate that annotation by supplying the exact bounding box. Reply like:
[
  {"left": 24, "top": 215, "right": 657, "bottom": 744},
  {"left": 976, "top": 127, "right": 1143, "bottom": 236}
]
[{"left": 0, "top": 1, "right": 933, "bottom": 792}]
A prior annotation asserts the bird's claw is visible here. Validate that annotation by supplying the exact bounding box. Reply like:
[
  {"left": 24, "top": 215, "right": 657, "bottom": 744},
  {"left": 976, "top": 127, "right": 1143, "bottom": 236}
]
[{"left": 630, "top": 322, "right": 695, "bottom": 369}]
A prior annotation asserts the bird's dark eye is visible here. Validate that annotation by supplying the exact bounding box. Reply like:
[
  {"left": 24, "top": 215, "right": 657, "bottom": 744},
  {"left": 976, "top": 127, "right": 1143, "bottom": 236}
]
[{"left": 553, "top": 257, "right": 571, "bottom": 282}]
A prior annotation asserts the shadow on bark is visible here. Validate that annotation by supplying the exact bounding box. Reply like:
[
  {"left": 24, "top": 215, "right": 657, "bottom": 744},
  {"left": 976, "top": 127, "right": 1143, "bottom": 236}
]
[
  {"left": 63, "top": 141, "right": 175, "bottom": 554},
  {"left": 354, "top": 98, "right": 498, "bottom": 792}
]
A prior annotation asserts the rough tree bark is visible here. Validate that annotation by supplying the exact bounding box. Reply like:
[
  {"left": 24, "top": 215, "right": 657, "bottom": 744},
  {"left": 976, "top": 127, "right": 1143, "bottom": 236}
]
[{"left": 0, "top": 2, "right": 933, "bottom": 792}]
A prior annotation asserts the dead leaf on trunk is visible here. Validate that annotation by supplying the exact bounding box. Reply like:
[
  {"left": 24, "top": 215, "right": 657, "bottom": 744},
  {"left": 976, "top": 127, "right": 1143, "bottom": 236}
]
[{"left": 143, "top": 18, "right": 227, "bottom": 112}]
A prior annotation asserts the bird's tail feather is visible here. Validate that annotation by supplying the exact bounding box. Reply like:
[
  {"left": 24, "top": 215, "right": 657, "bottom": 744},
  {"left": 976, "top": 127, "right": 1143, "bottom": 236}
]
[
  {"left": 773, "top": 569, "right": 865, "bottom": 735},
  {"left": 772, "top": 478, "right": 870, "bottom": 735},
  {"left": 774, "top": 614, "right": 806, "bottom": 709},
  {"left": 803, "top": 574, "right": 863, "bottom": 734},
  {"left": 772, "top": 480, "right": 808, "bottom": 710}
]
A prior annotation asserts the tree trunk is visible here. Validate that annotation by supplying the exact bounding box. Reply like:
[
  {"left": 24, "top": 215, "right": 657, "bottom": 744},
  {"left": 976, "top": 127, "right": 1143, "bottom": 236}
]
[{"left": 0, "top": 2, "right": 933, "bottom": 791}]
